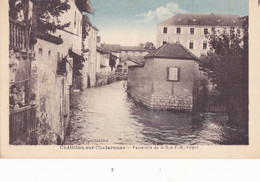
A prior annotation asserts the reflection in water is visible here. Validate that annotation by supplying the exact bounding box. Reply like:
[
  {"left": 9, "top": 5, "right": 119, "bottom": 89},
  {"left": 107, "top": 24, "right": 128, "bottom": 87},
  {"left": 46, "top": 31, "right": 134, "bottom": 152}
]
[{"left": 65, "top": 81, "right": 248, "bottom": 145}]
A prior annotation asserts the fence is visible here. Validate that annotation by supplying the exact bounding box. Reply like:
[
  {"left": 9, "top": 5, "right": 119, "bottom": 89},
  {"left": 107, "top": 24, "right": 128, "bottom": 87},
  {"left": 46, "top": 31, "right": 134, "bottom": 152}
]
[{"left": 9, "top": 105, "right": 37, "bottom": 144}]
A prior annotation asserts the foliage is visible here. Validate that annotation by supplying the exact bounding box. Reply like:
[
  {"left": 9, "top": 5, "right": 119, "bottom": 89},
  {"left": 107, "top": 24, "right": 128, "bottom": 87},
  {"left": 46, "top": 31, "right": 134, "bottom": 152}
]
[
  {"left": 200, "top": 17, "right": 248, "bottom": 123},
  {"left": 109, "top": 54, "right": 117, "bottom": 71},
  {"left": 33, "top": 0, "right": 71, "bottom": 33},
  {"left": 139, "top": 42, "right": 155, "bottom": 51}
]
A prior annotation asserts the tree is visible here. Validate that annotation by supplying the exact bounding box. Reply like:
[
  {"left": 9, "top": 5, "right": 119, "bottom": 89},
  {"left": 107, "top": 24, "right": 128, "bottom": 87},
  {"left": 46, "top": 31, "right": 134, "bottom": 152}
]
[
  {"left": 32, "top": 0, "right": 71, "bottom": 33},
  {"left": 139, "top": 42, "right": 155, "bottom": 51},
  {"left": 200, "top": 17, "right": 248, "bottom": 125}
]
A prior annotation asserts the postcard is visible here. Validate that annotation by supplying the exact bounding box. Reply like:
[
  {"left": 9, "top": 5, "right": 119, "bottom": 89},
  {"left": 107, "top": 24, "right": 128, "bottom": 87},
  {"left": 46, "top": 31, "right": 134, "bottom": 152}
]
[{"left": 0, "top": 0, "right": 259, "bottom": 158}]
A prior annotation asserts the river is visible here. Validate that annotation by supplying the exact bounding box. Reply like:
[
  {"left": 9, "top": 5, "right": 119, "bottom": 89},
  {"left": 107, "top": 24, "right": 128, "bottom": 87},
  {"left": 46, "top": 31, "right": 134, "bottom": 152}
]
[{"left": 65, "top": 81, "right": 248, "bottom": 145}]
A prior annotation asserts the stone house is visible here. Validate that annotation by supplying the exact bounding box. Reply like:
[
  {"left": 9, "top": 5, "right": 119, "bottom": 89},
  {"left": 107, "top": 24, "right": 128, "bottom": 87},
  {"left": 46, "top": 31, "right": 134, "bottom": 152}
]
[
  {"left": 156, "top": 13, "right": 242, "bottom": 57},
  {"left": 127, "top": 43, "right": 204, "bottom": 112}
]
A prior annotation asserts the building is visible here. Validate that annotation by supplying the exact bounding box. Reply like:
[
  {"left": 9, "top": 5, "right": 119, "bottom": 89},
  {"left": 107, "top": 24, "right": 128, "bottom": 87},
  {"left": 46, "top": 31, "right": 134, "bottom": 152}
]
[
  {"left": 29, "top": 0, "right": 83, "bottom": 144},
  {"left": 8, "top": 0, "right": 90, "bottom": 144},
  {"left": 101, "top": 44, "right": 121, "bottom": 70},
  {"left": 9, "top": 0, "right": 37, "bottom": 144},
  {"left": 121, "top": 46, "right": 148, "bottom": 58},
  {"left": 118, "top": 56, "right": 145, "bottom": 74},
  {"left": 97, "top": 46, "right": 111, "bottom": 74},
  {"left": 127, "top": 43, "right": 205, "bottom": 111},
  {"left": 119, "top": 46, "right": 149, "bottom": 74},
  {"left": 156, "top": 13, "right": 242, "bottom": 57},
  {"left": 82, "top": 15, "right": 99, "bottom": 88}
]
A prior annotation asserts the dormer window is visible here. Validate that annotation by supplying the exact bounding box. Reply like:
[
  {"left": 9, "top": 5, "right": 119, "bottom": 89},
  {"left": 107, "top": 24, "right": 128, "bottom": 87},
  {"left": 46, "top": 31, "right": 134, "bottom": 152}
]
[{"left": 163, "top": 27, "right": 168, "bottom": 34}]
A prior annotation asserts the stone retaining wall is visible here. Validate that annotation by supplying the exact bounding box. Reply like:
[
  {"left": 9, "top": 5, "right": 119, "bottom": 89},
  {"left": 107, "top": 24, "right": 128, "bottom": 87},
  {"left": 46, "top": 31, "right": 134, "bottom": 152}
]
[{"left": 128, "top": 88, "right": 193, "bottom": 111}]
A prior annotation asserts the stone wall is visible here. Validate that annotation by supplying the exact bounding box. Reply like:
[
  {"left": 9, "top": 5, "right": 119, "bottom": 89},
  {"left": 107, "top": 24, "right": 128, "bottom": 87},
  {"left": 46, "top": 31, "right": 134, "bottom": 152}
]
[
  {"left": 127, "top": 88, "right": 192, "bottom": 111},
  {"left": 30, "top": 38, "right": 70, "bottom": 144}
]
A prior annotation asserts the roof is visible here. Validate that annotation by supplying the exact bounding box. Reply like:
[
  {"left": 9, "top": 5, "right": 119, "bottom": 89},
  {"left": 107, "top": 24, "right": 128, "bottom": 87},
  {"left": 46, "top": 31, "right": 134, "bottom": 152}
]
[
  {"left": 128, "top": 57, "right": 145, "bottom": 66},
  {"left": 101, "top": 44, "right": 121, "bottom": 52},
  {"left": 36, "top": 32, "right": 63, "bottom": 45},
  {"left": 159, "top": 13, "right": 242, "bottom": 27},
  {"left": 144, "top": 43, "right": 197, "bottom": 60},
  {"left": 96, "top": 46, "right": 109, "bottom": 54},
  {"left": 121, "top": 46, "right": 148, "bottom": 52},
  {"left": 75, "top": 0, "right": 94, "bottom": 14}
]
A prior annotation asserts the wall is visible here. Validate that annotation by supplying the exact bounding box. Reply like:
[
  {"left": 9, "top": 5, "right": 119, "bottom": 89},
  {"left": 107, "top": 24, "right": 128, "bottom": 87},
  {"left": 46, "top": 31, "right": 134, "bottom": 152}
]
[
  {"left": 31, "top": 38, "right": 70, "bottom": 144},
  {"left": 156, "top": 25, "right": 238, "bottom": 57},
  {"left": 54, "top": 0, "right": 82, "bottom": 55},
  {"left": 121, "top": 50, "right": 148, "bottom": 57},
  {"left": 83, "top": 27, "right": 98, "bottom": 87},
  {"left": 128, "top": 58, "right": 201, "bottom": 111}
]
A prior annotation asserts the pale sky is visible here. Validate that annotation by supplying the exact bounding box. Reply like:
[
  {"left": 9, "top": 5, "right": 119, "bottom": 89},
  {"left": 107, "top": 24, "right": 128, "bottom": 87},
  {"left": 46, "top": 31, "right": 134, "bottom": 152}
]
[{"left": 88, "top": 0, "right": 249, "bottom": 46}]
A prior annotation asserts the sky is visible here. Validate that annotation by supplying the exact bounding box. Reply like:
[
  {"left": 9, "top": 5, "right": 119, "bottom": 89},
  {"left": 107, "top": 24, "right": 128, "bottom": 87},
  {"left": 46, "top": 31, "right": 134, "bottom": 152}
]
[{"left": 87, "top": 0, "right": 249, "bottom": 46}]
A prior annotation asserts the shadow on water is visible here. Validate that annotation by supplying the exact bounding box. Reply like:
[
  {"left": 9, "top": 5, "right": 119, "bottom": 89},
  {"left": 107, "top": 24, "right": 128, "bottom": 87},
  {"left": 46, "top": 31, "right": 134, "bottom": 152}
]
[{"left": 66, "top": 81, "right": 248, "bottom": 145}]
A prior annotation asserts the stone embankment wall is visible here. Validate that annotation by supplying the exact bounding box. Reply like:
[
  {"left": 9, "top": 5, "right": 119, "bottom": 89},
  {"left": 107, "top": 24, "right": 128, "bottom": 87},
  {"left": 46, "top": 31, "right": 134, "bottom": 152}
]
[{"left": 127, "top": 89, "right": 192, "bottom": 111}]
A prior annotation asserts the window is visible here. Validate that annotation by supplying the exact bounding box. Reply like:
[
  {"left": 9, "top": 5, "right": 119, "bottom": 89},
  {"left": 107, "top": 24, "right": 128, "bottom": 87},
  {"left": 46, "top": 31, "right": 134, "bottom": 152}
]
[
  {"left": 163, "top": 27, "right": 167, "bottom": 34},
  {"left": 167, "top": 67, "right": 180, "bottom": 82},
  {"left": 177, "top": 27, "right": 181, "bottom": 34},
  {"left": 203, "top": 41, "right": 207, "bottom": 49},
  {"left": 74, "top": 11, "right": 76, "bottom": 28},
  {"left": 204, "top": 28, "right": 208, "bottom": 35},
  {"left": 190, "top": 28, "right": 194, "bottom": 34},
  {"left": 39, "top": 48, "right": 42, "bottom": 55},
  {"left": 189, "top": 40, "right": 194, "bottom": 49},
  {"left": 124, "top": 62, "right": 127, "bottom": 66},
  {"left": 162, "top": 41, "right": 167, "bottom": 45}
]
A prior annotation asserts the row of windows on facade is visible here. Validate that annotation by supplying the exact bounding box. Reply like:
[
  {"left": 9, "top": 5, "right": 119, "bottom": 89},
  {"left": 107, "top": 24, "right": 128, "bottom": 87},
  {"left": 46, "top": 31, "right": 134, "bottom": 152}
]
[
  {"left": 163, "top": 27, "right": 209, "bottom": 35},
  {"left": 162, "top": 40, "right": 208, "bottom": 50}
]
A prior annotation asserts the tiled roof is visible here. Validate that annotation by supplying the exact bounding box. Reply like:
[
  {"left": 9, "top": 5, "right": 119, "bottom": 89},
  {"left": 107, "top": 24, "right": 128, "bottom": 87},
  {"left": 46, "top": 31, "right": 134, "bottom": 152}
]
[
  {"left": 96, "top": 46, "right": 109, "bottom": 54},
  {"left": 36, "top": 32, "right": 63, "bottom": 45},
  {"left": 159, "top": 13, "right": 242, "bottom": 27},
  {"left": 144, "top": 43, "right": 197, "bottom": 60},
  {"left": 121, "top": 46, "right": 147, "bottom": 52},
  {"left": 127, "top": 56, "right": 145, "bottom": 65},
  {"left": 101, "top": 44, "right": 121, "bottom": 52}
]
